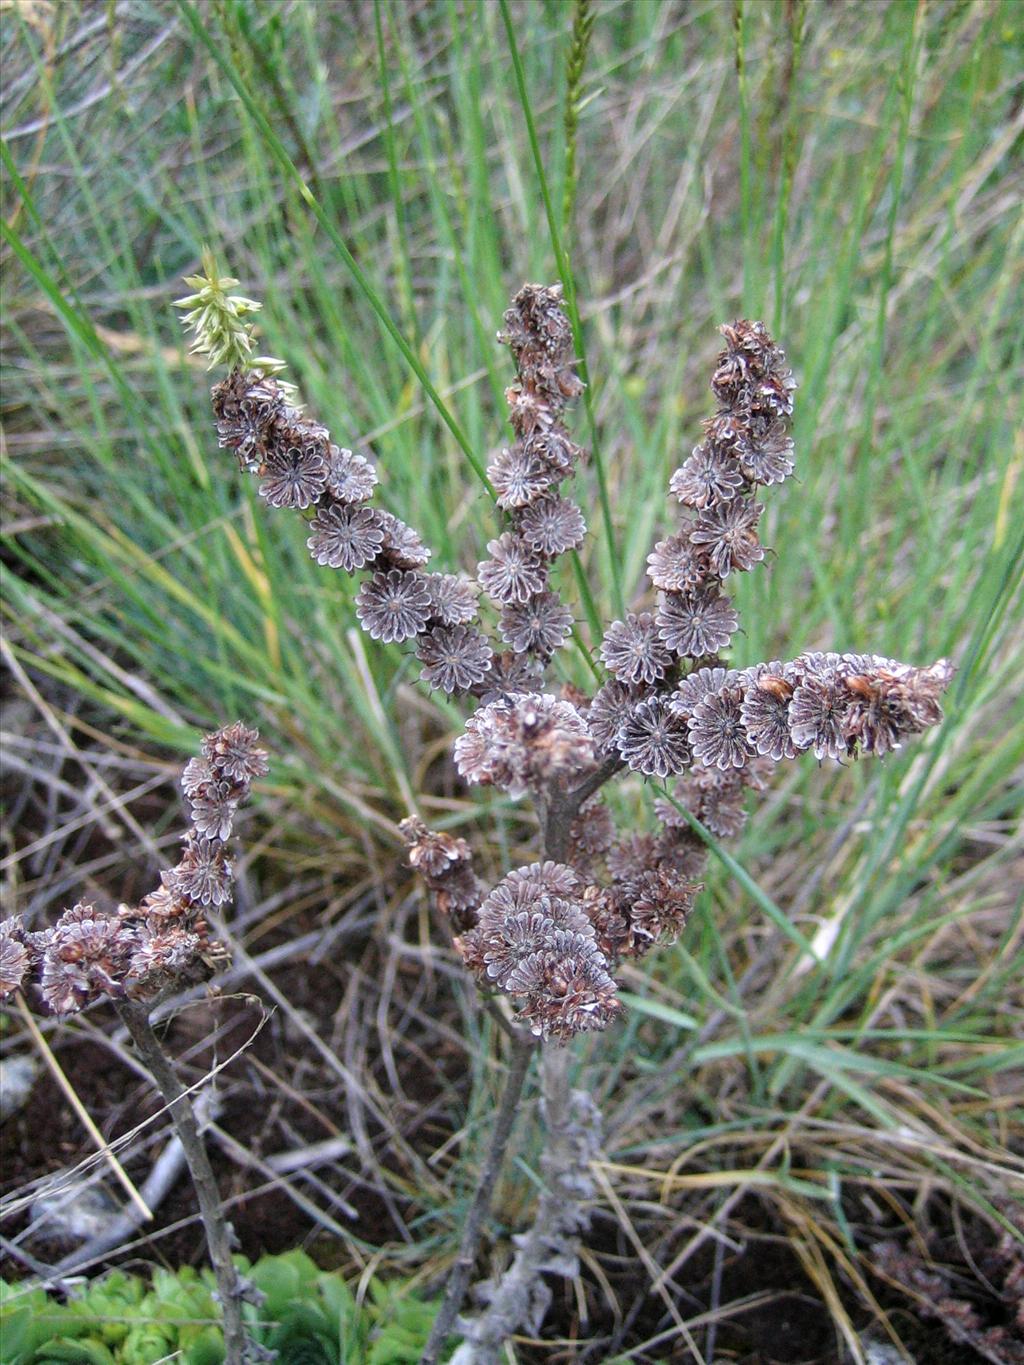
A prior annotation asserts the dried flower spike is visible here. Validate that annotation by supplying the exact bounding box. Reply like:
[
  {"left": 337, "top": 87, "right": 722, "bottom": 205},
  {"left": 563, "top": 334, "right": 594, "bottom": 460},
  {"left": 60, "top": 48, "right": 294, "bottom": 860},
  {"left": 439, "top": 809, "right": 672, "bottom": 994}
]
[
  {"left": 307, "top": 503, "right": 387, "bottom": 571},
  {"left": 184, "top": 273, "right": 954, "bottom": 1050},
  {"left": 500, "top": 592, "right": 575, "bottom": 657},
  {"left": 2, "top": 723, "right": 265, "bottom": 1013},
  {"left": 259, "top": 425, "right": 329, "bottom": 509},
  {"left": 418, "top": 624, "right": 494, "bottom": 695},
  {"left": 356, "top": 570, "right": 434, "bottom": 644},
  {"left": 0, "top": 918, "right": 31, "bottom": 999},
  {"left": 478, "top": 533, "right": 548, "bottom": 606},
  {"left": 600, "top": 613, "right": 672, "bottom": 687},
  {"left": 454, "top": 693, "right": 595, "bottom": 797}
]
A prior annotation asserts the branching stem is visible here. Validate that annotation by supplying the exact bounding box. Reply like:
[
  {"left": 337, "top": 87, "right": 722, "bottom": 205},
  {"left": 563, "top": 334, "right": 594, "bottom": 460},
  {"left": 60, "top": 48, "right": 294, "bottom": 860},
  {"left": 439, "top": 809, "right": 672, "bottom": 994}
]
[
  {"left": 447, "top": 1040, "right": 601, "bottom": 1365},
  {"left": 567, "top": 755, "right": 625, "bottom": 814},
  {"left": 429, "top": 779, "right": 614, "bottom": 1362},
  {"left": 542, "top": 755, "right": 625, "bottom": 865}
]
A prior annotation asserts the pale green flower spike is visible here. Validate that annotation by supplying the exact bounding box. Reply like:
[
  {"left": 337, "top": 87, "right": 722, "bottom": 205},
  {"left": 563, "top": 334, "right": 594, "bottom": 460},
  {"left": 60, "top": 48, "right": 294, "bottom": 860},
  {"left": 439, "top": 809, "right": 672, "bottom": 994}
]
[{"left": 174, "top": 246, "right": 289, "bottom": 377}]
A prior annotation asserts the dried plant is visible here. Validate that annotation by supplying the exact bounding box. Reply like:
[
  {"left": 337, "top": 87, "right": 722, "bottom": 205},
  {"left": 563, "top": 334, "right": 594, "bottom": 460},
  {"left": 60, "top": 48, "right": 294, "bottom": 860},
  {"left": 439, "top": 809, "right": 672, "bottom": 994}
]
[
  {"left": 1, "top": 724, "right": 268, "bottom": 1363},
  {"left": 873, "top": 1236, "right": 1024, "bottom": 1364},
  {"left": 171, "top": 262, "right": 952, "bottom": 1362},
  {"left": 1, "top": 722, "right": 266, "bottom": 1013}
]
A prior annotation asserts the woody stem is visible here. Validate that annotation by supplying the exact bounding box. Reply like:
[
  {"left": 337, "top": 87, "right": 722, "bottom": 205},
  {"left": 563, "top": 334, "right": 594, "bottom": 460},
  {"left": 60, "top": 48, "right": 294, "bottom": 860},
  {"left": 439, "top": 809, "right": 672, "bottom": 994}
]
[
  {"left": 435, "top": 789, "right": 606, "bottom": 1365},
  {"left": 418, "top": 1028, "right": 537, "bottom": 1365},
  {"left": 115, "top": 1000, "right": 252, "bottom": 1364},
  {"left": 543, "top": 755, "right": 624, "bottom": 864}
]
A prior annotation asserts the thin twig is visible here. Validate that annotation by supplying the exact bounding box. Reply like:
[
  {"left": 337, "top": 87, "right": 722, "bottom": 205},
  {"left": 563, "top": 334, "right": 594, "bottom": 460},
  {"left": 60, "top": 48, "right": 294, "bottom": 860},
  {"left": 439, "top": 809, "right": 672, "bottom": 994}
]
[
  {"left": 15, "top": 991, "right": 152, "bottom": 1221},
  {"left": 53, "top": 1120, "right": 194, "bottom": 1275},
  {"left": 0, "top": 1235, "right": 78, "bottom": 1293},
  {"left": 115, "top": 1000, "right": 252, "bottom": 1365},
  {"left": 419, "top": 1031, "right": 537, "bottom": 1365}
]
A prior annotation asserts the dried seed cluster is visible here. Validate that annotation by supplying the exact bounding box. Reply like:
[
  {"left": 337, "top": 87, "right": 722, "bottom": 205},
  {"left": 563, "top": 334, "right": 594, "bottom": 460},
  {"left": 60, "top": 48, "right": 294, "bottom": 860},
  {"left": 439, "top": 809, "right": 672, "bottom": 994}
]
[
  {"left": 673, "top": 653, "right": 953, "bottom": 771},
  {"left": 183, "top": 265, "right": 954, "bottom": 1043},
  {"left": 462, "top": 862, "right": 618, "bottom": 1042},
  {"left": 484, "top": 285, "right": 585, "bottom": 663},
  {"left": 454, "top": 692, "right": 596, "bottom": 800},
  {"left": 212, "top": 370, "right": 491, "bottom": 696},
  {"left": 397, "top": 836, "right": 703, "bottom": 1041},
  {"left": 0, "top": 724, "right": 266, "bottom": 1013},
  {"left": 595, "top": 320, "right": 797, "bottom": 774},
  {"left": 399, "top": 816, "right": 484, "bottom": 934}
]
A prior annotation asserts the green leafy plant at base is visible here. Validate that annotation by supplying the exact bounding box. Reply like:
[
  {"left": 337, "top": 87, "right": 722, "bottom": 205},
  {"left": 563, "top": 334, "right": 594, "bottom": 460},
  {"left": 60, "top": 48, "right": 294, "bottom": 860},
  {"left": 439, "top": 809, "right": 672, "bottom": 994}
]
[{"left": 0, "top": 1252, "right": 445, "bottom": 1365}]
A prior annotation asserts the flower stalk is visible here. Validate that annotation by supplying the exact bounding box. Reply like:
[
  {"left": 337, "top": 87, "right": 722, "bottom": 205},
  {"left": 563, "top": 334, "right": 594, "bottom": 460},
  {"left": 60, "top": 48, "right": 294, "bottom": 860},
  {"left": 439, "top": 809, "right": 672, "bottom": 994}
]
[{"left": 447, "top": 1044, "right": 601, "bottom": 1365}]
